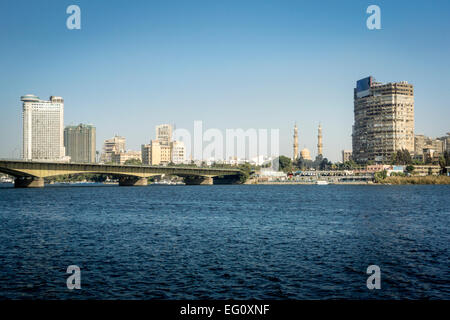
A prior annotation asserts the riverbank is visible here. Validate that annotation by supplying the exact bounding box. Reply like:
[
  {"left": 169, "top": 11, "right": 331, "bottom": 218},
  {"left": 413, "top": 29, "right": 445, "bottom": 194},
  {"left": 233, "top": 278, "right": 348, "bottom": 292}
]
[
  {"left": 246, "top": 176, "right": 450, "bottom": 185},
  {"left": 379, "top": 175, "right": 450, "bottom": 185},
  {"left": 245, "top": 181, "right": 371, "bottom": 185}
]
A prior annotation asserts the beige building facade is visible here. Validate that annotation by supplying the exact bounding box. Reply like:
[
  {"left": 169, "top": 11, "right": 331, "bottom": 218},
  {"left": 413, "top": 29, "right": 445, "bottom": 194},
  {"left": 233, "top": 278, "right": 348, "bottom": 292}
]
[
  {"left": 111, "top": 150, "right": 142, "bottom": 164},
  {"left": 142, "top": 140, "right": 171, "bottom": 165},
  {"left": 415, "top": 134, "right": 445, "bottom": 156},
  {"left": 101, "top": 135, "right": 126, "bottom": 163},
  {"left": 155, "top": 124, "right": 172, "bottom": 145},
  {"left": 142, "top": 124, "right": 186, "bottom": 165},
  {"left": 437, "top": 133, "right": 450, "bottom": 152},
  {"left": 412, "top": 165, "right": 441, "bottom": 176},
  {"left": 171, "top": 140, "right": 186, "bottom": 164},
  {"left": 342, "top": 150, "right": 352, "bottom": 163},
  {"left": 352, "top": 76, "right": 414, "bottom": 163}
]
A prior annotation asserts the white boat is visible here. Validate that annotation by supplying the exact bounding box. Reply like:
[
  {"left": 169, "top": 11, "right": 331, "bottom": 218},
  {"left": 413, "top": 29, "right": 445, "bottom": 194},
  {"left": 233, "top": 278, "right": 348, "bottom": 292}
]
[
  {"left": 0, "top": 177, "right": 13, "bottom": 183},
  {"left": 316, "top": 180, "right": 329, "bottom": 185}
]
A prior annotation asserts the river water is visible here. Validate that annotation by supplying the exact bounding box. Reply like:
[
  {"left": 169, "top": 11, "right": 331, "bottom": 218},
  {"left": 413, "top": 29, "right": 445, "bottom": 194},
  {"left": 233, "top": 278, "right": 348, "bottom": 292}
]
[{"left": 0, "top": 184, "right": 448, "bottom": 299}]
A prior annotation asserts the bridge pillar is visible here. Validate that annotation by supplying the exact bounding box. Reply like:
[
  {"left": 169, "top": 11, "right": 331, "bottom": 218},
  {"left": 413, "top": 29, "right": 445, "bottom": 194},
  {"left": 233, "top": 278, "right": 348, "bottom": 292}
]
[
  {"left": 183, "top": 176, "right": 213, "bottom": 185},
  {"left": 118, "top": 176, "right": 148, "bottom": 186},
  {"left": 14, "top": 177, "right": 44, "bottom": 188}
]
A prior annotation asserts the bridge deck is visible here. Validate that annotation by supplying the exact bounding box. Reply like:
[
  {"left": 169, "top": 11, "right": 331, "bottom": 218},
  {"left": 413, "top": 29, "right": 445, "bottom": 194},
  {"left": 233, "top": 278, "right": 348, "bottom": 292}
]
[{"left": 0, "top": 160, "right": 241, "bottom": 179}]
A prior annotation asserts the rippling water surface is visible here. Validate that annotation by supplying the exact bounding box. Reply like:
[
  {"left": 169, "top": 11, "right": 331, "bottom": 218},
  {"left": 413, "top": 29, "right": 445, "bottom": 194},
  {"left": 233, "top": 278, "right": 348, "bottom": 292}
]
[{"left": 0, "top": 184, "right": 448, "bottom": 299}]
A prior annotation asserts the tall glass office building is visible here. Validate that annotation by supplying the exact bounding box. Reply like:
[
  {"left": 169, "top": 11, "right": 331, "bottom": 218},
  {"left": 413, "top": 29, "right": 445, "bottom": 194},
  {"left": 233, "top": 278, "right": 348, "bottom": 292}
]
[{"left": 64, "top": 124, "right": 96, "bottom": 163}]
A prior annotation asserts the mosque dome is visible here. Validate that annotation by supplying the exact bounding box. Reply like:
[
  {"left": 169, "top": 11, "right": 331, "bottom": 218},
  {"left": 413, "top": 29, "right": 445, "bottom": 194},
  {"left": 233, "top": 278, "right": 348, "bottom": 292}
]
[{"left": 300, "top": 148, "right": 312, "bottom": 160}]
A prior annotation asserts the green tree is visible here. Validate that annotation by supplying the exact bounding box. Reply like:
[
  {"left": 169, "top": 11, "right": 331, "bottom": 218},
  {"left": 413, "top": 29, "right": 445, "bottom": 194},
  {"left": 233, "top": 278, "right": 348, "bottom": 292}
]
[
  {"left": 402, "top": 149, "right": 412, "bottom": 164},
  {"left": 374, "top": 170, "right": 387, "bottom": 183},
  {"left": 295, "top": 157, "right": 313, "bottom": 170},
  {"left": 424, "top": 153, "right": 433, "bottom": 164},
  {"left": 124, "top": 159, "right": 142, "bottom": 165},
  {"left": 392, "top": 149, "right": 412, "bottom": 165},
  {"left": 277, "top": 156, "right": 292, "bottom": 173},
  {"left": 319, "top": 158, "right": 332, "bottom": 170},
  {"left": 444, "top": 151, "right": 450, "bottom": 175},
  {"left": 405, "top": 165, "right": 415, "bottom": 174},
  {"left": 439, "top": 151, "right": 450, "bottom": 174},
  {"left": 237, "top": 162, "right": 252, "bottom": 183},
  {"left": 340, "top": 160, "right": 358, "bottom": 170}
]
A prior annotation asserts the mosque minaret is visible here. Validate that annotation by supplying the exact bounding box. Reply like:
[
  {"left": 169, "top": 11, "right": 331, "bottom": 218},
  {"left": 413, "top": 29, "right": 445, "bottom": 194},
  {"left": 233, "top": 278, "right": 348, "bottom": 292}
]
[
  {"left": 317, "top": 124, "right": 323, "bottom": 157},
  {"left": 293, "top": 123, "right": 299, "bottom": 161}
]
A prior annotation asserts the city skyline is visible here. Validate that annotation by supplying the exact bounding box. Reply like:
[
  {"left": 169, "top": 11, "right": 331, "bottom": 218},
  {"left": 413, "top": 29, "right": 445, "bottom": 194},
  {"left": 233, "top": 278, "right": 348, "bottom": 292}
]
[
  {"left": 1, "top": 1, "right": 450, "bottom": 161},
  {"left": 13, "top": 74, "right": 449, "bottom": 164}
]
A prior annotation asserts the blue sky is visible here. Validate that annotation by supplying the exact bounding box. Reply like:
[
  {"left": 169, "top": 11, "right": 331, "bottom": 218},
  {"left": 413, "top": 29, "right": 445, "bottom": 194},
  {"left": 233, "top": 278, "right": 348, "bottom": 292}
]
[{"left": 1, "top": 0, "right": 449, "bottom": 161}]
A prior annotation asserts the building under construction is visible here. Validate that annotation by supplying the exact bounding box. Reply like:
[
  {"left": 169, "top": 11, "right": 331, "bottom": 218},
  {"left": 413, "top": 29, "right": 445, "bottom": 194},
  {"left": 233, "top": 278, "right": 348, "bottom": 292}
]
[{"left": 352, "top": 76, "right": 414, "bottom": 163}]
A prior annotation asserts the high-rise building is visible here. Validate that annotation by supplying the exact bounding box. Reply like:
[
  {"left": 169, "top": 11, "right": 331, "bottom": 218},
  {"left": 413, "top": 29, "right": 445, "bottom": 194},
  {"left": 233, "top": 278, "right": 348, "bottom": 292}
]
[
  {"left": 317, "top": 124, "right": 323, "bottom": 157},
  {"left": 352, "top": 76, "right": 414, "bottom": 163},
  {"left": 21, "top": 94, "right": 66, "bottom": 161},
  {"left": 64, "top": 124, "right": 96, "bottom": 163},
  {"left": 100, "top": 135, "right": 126, "bottom": 163},
  {"left": 293, "top": 124, "right": 299, "bottom": 161},
  {"left": 155, "top": 124, "right": 172, "bottom": 145},
  {"left": 171, "top": 140, "right": 186, "bottom": 164}
]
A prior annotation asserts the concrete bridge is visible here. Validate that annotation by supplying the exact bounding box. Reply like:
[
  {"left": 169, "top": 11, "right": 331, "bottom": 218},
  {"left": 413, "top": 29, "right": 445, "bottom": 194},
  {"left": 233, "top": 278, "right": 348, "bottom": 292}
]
[{"left": 0, "top": 160, "right": 242, "bottom": 188}]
